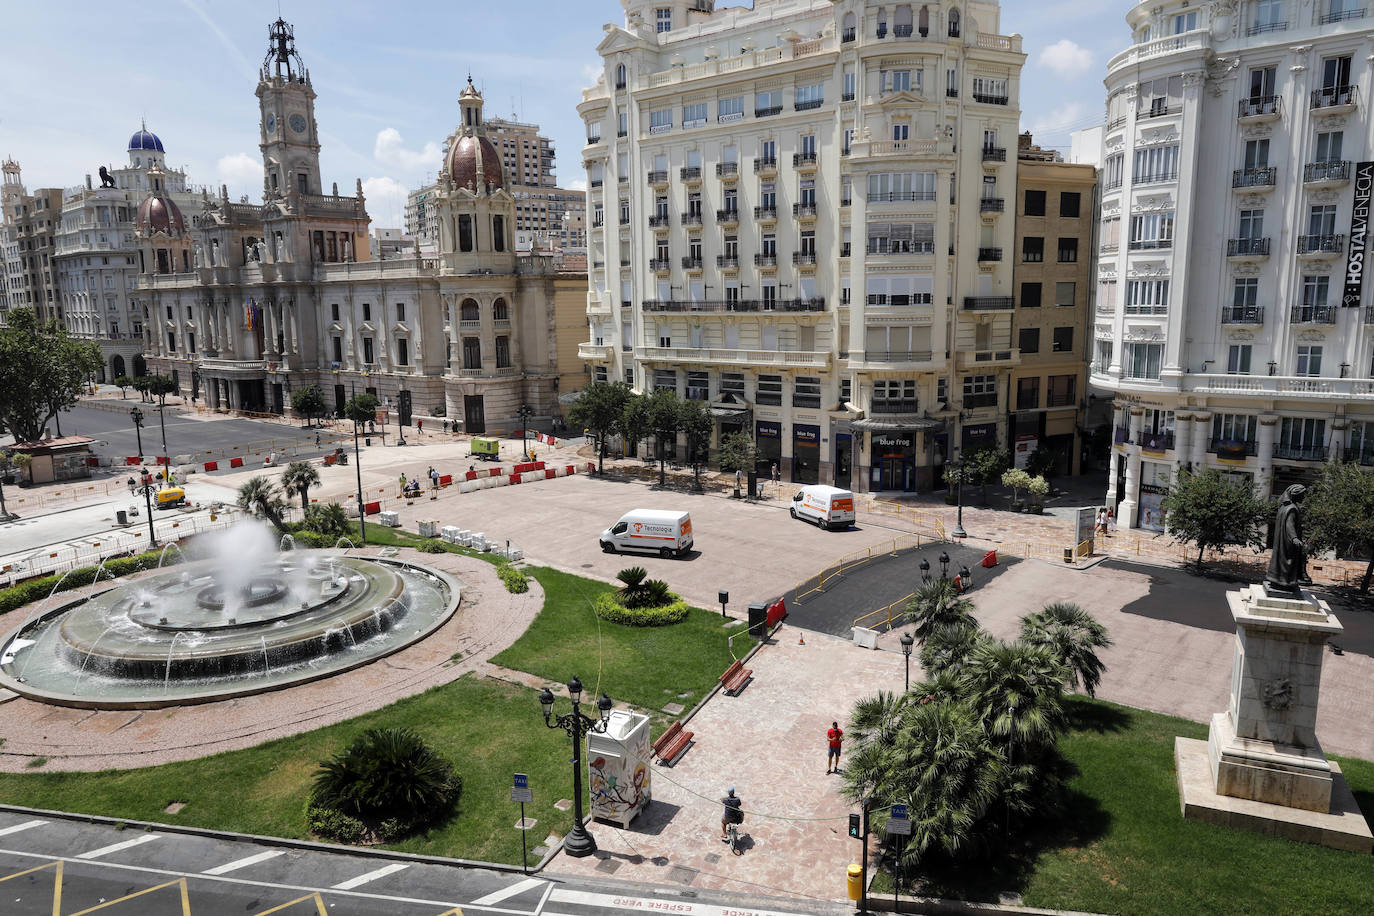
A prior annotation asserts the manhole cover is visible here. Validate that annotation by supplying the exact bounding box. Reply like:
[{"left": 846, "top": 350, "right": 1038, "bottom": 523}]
[{"left": 582, "top": 564, "right": 594, "bottom": 568}]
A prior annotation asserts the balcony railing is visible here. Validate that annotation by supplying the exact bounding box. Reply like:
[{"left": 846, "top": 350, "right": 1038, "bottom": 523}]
[
  {"left": 963, "top": 296, "right": 1015, "bottom": 311},
  {"left": 981, "top": 146, "right": 1007, "bottom": 162},
  {"left": 1221, "top": 305, "right": 1265, "bottom": 324},
  {"left": 794, "top": 100, "right": 824, "bottom": 112},
  {"left": 794, "top": 151, "right": 819, "bottom": 167},
  {"left": 866, "top": 241, "right": 936, "bottom": 255},
  {"left": 1128, "top": 238, "right": 1173, "bottom": 251},
  {"left": 972, "top": 92, "right": 1009, "bottom": 105},
  {"left": 716, "top": 162, "right": 739, "bottom": 178},
  {"left": 648, "top": 215, "right": 671, "bottom": 228},
  {"left": 893, "top": 24, "right": 914, "bottom": 37},
  {"left": 753, "top": 157, "right": 777, "bottom": 173},
  {"left": 679, "top": 166, "right": 702, "bottom": 182},
  {"left": 1297, "top": 234, "right": 1345, "bottom": 256},
  {"left": 871, "top": 398, "right": 921, "bottom": 414},
  {"left": 753, "top": 254, "right": 778, "bottom": 267},
  {"left": 755, "top": 106, "right": 782, "bottom": 118},
  {"left": 648, "top": 258, "right": 671, "bottom": 271},
  {"left": 1138, "top": 104, "right": 1180, "bottom": 119},
  {"left": 716, "top": 256, "right": 739, "bottom": 270},
  {"left": 1304, "top": 159, "right": 1352, "bottom": 183},
  {"left": 1311, "top": 85, "right": 1358, "bottom": 109},
  {"left": 793, "top": 203, "right": 818, "bottom": 219},
  {"left": 716, "top": 208, "right": 740, "bottom": 224},
  {"left": 646, "top": 170, "right": 668, "bottom": 185},
  {"left": 1209, "top": 438, "right": 1258, "bottom": 458},
  {"left": 1238, "top": 95, "right": 1281, "bottom": 118},
  {"left": 1232, "top": 167, "right": 1278, "bottom": 188},
  {"left": 754, "top": 206, "right": 778, "bottom": 220},
  {"left": 977, "top": 247, "right": 1003, "bottom": 261},
  {"left": 979, "top": 197, "right": 1005, "bottom": 212},
  {"left": 866, "top": 191, "right": 938, "bottom": 203},
  {"left": 1139, "top": 432, "right": 1175, "bottom": 452},
  {"left": 680, "top": 211, "right": 704, "bottom": 227},
  {"left": 1274, "top": 444, "right": 1327, "bottom": 461},
  {"left": 792, "top": 252, "right": 817, "bottom": 266},
  {"left": 866, "top": 351, "right": 933, "bottom": 364},
  {"left": 1136, "top": 170, "right": 1178, "bottom": 185},
  {"left": 1291, "top": 304, "right": 1338, "bottom": 323},
  {"left": 681, "top": 256, "right": 703, "bottom": 270},
  {"left": 1248, "top": 20, "right": 1288, "bottom": 34},
  {"left": 1227, "top": 237, "right": 1270, "bottom": 257},
  {"left": 964, "top": 393, "right": 999, "bottom": 408}
]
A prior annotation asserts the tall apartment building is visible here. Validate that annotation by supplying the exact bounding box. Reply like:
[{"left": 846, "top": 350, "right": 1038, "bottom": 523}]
[
  {"left": 1094, "top": 1, "right": 1374, "bottom": 531},
  {"left": 579, "top": 0, "right": 1024, "bottom": 490},
  {"left": 53, "top": 128, "right": 202, "bottom": 381},
  {"left": 1011, "top": 135, "right": 1095, "bottom": 475},
  {"left": 1, "top": 160, "right": 63, "bottom": 325}
]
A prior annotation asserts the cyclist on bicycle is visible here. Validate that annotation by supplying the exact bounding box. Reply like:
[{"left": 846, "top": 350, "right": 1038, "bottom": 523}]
[{"left": 720, "top": 786, "right": 743, "bottom": 842}]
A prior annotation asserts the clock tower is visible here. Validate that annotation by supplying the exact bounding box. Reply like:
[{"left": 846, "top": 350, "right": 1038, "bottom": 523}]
[{"left": 256, "top": 18, "right": 322, "bottom": 200}]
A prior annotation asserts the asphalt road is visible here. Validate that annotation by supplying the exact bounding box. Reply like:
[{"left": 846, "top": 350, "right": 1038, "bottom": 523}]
[{"left": 0, "top": 811, "right": 836, "bottom": 916}]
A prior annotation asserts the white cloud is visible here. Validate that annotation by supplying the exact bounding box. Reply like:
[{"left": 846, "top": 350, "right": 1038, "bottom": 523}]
[
  {"left": 565, "top": 177, "right": 588, "bottom": 193},
  {"left": 361, "top": 176, "right": 409, "bottom": 229},
  {"left": 1038, "top": 39, "right": 1094, "bottom": 80},
  {"left": 373, "top": 128, "right": 442, "bottom": 173},
  {"left": 1024, "top": 101, "right": 1091, "bottom": 142},
  {"left": 216, "top": 152, "right": 261, "bottom": 197},
  {"left": 582, "top": 62, "right": 603, "bottom": 88}
]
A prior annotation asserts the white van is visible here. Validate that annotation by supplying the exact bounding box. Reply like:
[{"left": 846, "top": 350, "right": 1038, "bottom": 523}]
[
  {"left": 790, "top": 485, "right": 856, "bottom": 531},
  {"left": 600, "top": 509, "right": 694, "bottom": 558}
]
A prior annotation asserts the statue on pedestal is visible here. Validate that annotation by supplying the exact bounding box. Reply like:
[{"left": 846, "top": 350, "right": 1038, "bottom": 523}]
[{"left": 1265, "top": 484, "right": 1310, "bottom": 594}]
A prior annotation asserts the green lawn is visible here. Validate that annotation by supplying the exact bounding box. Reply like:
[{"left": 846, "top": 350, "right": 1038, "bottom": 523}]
[
  {"left": 0, "top": 564, "right": 751, "bottom": 866},
  {"left": 874, "top": 697, "right": 1374, "bottom": 916}
]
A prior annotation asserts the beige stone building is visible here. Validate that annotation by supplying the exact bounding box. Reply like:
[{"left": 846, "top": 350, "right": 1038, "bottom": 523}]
[
  {"left": 1009, "top": 135, "right": 1095, "bottom": 475},
  {"left": 138, "top": 18, "right": 572, "bottom": 434},
  {"left": 1, "top": 160, "right": 63, "bottom": 325}
]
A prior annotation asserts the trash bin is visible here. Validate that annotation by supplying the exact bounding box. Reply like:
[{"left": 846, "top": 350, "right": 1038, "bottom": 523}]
[
  {"left": 747, "top": 602, "right": 768, "bottom": 638},
  {"left": 116, "top": 509, "right": 128, "bottom": 526},
  {"left": 746, "top": 471, "right": 758, "bottom": 499},
  {"left": 846, "top": 864, "right": 863, "bottom": 901}
]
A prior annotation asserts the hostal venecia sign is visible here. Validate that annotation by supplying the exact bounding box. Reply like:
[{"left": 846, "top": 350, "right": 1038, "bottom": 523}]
[{"left": 1343, "top": 161, "right": 1374, "bottom": 307}]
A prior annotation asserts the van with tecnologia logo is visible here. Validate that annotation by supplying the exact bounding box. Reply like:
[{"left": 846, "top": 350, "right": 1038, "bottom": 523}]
[
  {"left": 600, "top": 509, "right": 693, "bottom": 558},
  {"left": 790, "top": 485, "right": 855, "bottom": 531}
]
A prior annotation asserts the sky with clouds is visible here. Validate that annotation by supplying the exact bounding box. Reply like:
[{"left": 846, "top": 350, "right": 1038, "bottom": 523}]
[{"left": 0, "top": 1, "right": 1131, "bottom": 228}]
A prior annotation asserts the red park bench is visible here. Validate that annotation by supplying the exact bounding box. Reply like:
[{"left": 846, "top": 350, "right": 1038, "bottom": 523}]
[
  {"left": 719, "top": 659, "right": 753, "bottom": 696},
  {"left": 651, "top": 721, "right": 694, "bottom": 765}
]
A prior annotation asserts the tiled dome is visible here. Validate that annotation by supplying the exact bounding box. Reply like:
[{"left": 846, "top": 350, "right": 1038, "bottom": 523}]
[
  {"left": 447, "top": 135, "right": 503, "bottom": 190},
  {"left": 128, "top": 129, "right": 165, "bottom": 153},
  {"left": 137, "top": 194, "right": 184, "bottom": 235}
]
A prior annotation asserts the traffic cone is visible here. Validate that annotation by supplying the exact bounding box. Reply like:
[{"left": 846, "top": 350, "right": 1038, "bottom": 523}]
[{"left": 798, "top": 632, "right": 805, "bottom": 645}]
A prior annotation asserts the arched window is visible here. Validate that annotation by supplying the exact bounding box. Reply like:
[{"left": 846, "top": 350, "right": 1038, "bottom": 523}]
[
  {"left": 894, "top": 5, "right": 913, "bottom": 37},
  {"left": 112, "top": 354, "right": 126, "bottom": 377},
  {"left": 493, "top": 298, "right": 509, "bottom": 321},
  {"left": 876, "top": 6, "right": 888, "bottom": 38},
  {"left": 948, "top": 8, "right": 960, "bottom": 37},
  {"left": 615, "top": 63, "right": 626, "bottom": 89},
  {"left": 460, "top": 298, "right": 480, "bottom": 322},
  {"left": 458, "top": 214, "right": 473, "bottom": 252},
  {"left": 492, "top": 215, "right": 506, "bottom": 252},
  {"left": 918, "top": 5, "right": 929, "bottom": 37},
  {"left": 182, "top": 249, "right": 189, "bottom": 272},
  {"left": 842, "top": 11, "right": 856, "bottom": 40}
]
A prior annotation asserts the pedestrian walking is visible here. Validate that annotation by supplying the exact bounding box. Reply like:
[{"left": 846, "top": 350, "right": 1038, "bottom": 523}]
[
  {"left": 1095, "top": 508, "right": 1108, "bottom": 537},
  {"left": 771, "top": 462, "right": 779, "bottom": 489},
  {"left": 735, "top": 467, "right": 743, "bottom": 497},
  {"left": 398, "top": 472, "right": 407, "bottom": 491},
  {"left": 417, "top": 418, "right": 423, "bottom": 434},
  {"left": 429, "top": 466, "right": 439, "bottom": 488},
  {"left": 315, "top": 431, "right": 321, "bottom": 448},
  {"left": 1106, "top": 508, "right": 1117, "bottom": 533},
  {"left": 826, "top": 721, "right": 844, "bottom": 774}
]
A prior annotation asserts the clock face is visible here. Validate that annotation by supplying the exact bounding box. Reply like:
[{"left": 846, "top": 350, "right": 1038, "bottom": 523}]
[
  {"left": 289, "top": 114, "right": 308, "bottom": 134},
  {"left": 264, "top": 113, "right": 276, "bottom": 133}
]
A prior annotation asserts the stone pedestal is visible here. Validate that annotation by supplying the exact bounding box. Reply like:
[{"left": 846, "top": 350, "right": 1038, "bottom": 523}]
[{"left": 1176, "top": 583, "right": 1371, "bottom": 851}]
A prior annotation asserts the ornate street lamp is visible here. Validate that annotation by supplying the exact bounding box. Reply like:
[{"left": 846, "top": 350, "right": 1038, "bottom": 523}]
[
  {"left": 538, "top": 675, "right": 613, "bottom": 857},
  {"left": 129, "top": 407, "right": 145, "bottom": 458},
  {"left": 134, "top": 473, "right": 158, "bottom": 547},
  {"left": 939, "top": 551, "right": 950, "bottom": 580},
  {"left": 899, "top": 631, "right": 914, "bottom": 691},
  {"left": 951, "top": 454, "right": 967, "bottom": 539},
  {"left": 518, "top": 403, "right": 534, "bottom": 458},
  {"left": 919, "top": 557, "right": 931, "bottom": 584}
]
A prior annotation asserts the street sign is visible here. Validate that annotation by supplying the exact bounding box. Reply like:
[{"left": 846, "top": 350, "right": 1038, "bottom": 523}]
[
  {"left": 887, "top": 804, "right": 911, "bottom": 836},
  {"left": 511, "top": 772, "right": 533, "bottom": 803}
]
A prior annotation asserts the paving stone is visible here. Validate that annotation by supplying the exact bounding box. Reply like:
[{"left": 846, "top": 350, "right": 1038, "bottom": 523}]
[
  {"left": 595, "top": 858, "right": 622, "bottom": 873},
  {"left": 662, "top": 702, "right": 685, "bottom": 715},
  {"left": 514, "top": 817, "right": 537, "bottom": 830},
  {"left": 554, "top": 798, "right": 572, "bottom": 811}
]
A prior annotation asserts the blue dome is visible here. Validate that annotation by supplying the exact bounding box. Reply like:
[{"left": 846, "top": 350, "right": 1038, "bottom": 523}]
[{"left": 127, "top": 129, "right": 165, "bottom": 153}]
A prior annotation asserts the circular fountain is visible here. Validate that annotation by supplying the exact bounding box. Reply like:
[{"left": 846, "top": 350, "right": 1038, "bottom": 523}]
[{"left": 0, "top": 523, "right": 462, "bottom": 708}]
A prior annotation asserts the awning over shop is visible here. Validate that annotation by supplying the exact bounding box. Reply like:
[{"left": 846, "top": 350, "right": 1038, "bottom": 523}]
[
  {"left": 708, "top": 393, "right": 751, "bottom": 418},
  {"left": 850, "top": 415, "right": 944, "bottom": 432}
]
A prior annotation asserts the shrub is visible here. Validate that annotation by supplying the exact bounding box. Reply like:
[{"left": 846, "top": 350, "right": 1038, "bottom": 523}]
[
  {"left": 305, "top": 801, "right": 369, "bottom": 844},
  {"left": 498, "top": 563, "right": 529, "bottom": 593},
  {"left": 289, "top": 530, "right": 335, "bottom": 549},
  {"left": 0, "top": 548, "right": 167, "bottom": 617},
  {"left": 310, "top": 727, "right": 460, "bottom": 840},
  {"left": 417, "top": 539, "right": 447, "bottom": 554},
  {"left": 615, "top": 566, "right": 649, "bottom": 606},
  {"left": 303, "top": 502, "right": 350, "bottom": 539},
  {"left": 592, "top": 591, "right": 689, "bottom": 627}
]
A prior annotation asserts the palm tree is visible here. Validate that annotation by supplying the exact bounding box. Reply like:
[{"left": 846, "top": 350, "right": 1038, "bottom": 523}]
[
  {"left": 303, "top": 502, "right": 350, "bottom": 539},
  {"left": 958, "top": 640, "right": 1067, "bottom": 760},
  {"left": 904, "top": 577, "right": 975, "bottom": 643},
  {"left": 919, "top": 616, "right": 989, "bottom": 679},
  {"left": 1020, "top": 602, "right": 1113, "bottom": 698},
  {"left": 237, "top": 476, "right": 289, "bottom": 533},
  {"left": 615, "top": 566, "right": 650, "bottom": 607},
  {"left": 312, "top": 727, "right": 459, "bottom": 824},
  {"left": 282, "top": 460, "right": 322, "bottom": 513}
]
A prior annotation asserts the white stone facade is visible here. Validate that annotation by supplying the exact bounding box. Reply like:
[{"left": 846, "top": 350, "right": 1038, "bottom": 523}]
[
  {"left": 579, "top": 0, "right": 1025, "bottom": 490},
  {"left": 1095, "top": 2, "right": 1374, "bottom": 529}
]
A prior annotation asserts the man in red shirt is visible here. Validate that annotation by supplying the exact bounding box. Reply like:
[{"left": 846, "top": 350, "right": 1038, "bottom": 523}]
[{"left": 826, "top": 721, "right": 843, "bottom": 774}]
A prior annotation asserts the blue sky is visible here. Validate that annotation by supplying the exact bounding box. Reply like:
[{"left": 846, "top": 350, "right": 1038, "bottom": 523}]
[{"left": 0, "top": 1, "right": 1129, "bottom": 227}]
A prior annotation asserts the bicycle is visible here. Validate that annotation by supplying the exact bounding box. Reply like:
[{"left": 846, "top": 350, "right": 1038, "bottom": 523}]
[{"left": 725, "top": 821, "right": 742, "bottom": 855}]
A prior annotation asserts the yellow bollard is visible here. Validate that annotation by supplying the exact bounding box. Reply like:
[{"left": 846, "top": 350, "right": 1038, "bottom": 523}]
[{"left": 847, "top": 864, "right": 863, "bottom": 902}]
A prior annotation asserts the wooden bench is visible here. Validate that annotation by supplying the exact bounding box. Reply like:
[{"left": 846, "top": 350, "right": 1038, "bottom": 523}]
[
  {"left": 719, "top": 659, "right": 753, "bottom": 696},
  {"left": 652, "top": 721, "right": 694, "bottom": 765}
]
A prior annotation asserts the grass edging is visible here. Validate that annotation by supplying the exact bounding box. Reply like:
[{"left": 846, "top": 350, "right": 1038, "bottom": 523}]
[{"left": 673, "top": 617, "right": 780, "bottom": 731}]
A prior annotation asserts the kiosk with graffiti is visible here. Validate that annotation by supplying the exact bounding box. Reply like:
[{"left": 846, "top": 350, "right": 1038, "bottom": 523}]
[{"left": 587, "top": 708, "right": 653, "bottom": 827}]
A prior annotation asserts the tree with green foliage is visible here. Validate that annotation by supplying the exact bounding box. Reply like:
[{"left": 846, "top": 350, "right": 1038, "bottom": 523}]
[
  {"left": 282, "top": 460, "right": 322, "bottom": 513},
  {"left": 717, "top": 430, "right": 759, "bottom": 475},
  {"left": 1021, "top": 602, "right": 1112, "bottom": 697},
  {"left": 920, "top": 616, "right": 989, "bottom": 679},
  {"left": 1024, "top": 445, "right": 1060, "bottom": 480},
  {"left": 145, "top": 374, "right": 178, "bottom": 407},
  {"left": 311, "top": 726, "right": 459, "bottom": 833},
  {"left": 963, "top": 445, "right": 1010, "bottom": 506},
  {"left": 1159, "top": 466, "right": 1270, "bottom": 569},
  {"left": 290, "top": 385, "right": 327, "bottom": 427},
  {"left": 1001, "top": 467, "right": 1032, "bottom": 507},
  {"left": 905, "top": 577, "right": 976, "bottom": 642},
  {"left": 237, "top": 476, "right": 290, "bottom": 533},
  {"left": 302, "top": 502, "right": 350, "bottom": 539},
  {"left": 131, "top": 375, "right": 151, "bottom": 402},
  {"left": 0, "top": 307, "right": 102, "bottom": 442},
  {"left": 678, "top": 398, "right": 714, "bottom": 490},
  {"left": 567, "top": 381, "right": 630, "bottom": 475},
  {"left": 621, "top": 392, "right": 650, "bottom": 462},
  {"left": 113, "top": 375, "right": 134, "bottom": 399},
  {"left": 344, "top": 392, "right": 379, "bottom": 427},
  {"left": 644, "top": 387, "right": 681, "bottom": 487},
  {"left": 1304, "top": 460, "right": 1374, "bottom": 592}
]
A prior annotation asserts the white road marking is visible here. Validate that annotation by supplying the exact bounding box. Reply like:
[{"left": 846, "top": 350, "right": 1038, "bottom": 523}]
[
  {"left": 0, "top": 819, "right": 47, "bottom": 837},
  {"left": 76, "top": 834, "right": 159, "bottom": 859},
  {"left": 331, "top": 862, "right": 409, "bottom": 890},
  {"left": 202, "top": 849, "right": 284, "bottom": 875},
  {"left": 549, "top": 888, "right": 811, "bottom": 916},
  {"left": 471, "top": 876, "right": 546, "bottom": 906}
]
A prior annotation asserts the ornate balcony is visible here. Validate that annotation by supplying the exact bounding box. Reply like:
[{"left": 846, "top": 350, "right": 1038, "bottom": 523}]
[
  {"left": 963, "top": 296, "right": 1015, "bottom": 311},
  {"left": 680, "top": 211, "right": 704, "bottom": 229},
  {"left": 753, "top": 253, "right": 778, "bottom": 268},
  {"left": 981, "top": 146, "right": 1007, "bottom": 162},
  {"left": 716, "top": 162, "right": 739, "bottom": 181},
  {"left": 793, "top": 151, "right": 819, "bottom": 171},
  {"left": 1232, "top": 167, "right": 1278, "bottom": 190},
  {"left": 679, "top": 166, "right": 702, "bottom": 184},
  {"left": 980, "top": 197, "right": 1005, "bottom": 212},
  {"left": 1290, "top": 304, "right": 1338, "bottom": 324},
  {"left": 647, "top": 170, "right": 669, "bottom": 188},
  {"left": 793, "top": 203, "right": 818, "bottom": 221},
  {"left": 716, "top": 208, "right": 740, "bottom": 227},
  {"left": 754, "top": 206, "right": 778, "bottom": 224},
  {"left": 1310, "top": 85, "right": 1358, "bottom": 113},
  {"left": 1220, "top": 305, "right": 1264, "bottom": 324},
  {"left": 681, "top": 256, "right": 704, "bottom": 273},
  {"left": 1227, "top": 237, "right": 1270, "bottom": 259},
  {"left": 1296, "top": 235, "right": 1345, "bottom": 258},
  {"left": 1303, "top": 160, "right": 1352, "bottom": 186},
  {"left": 716, "top": 256, "right": 740, "bottom": 271},
  {"left": 753, "top": 157, "right": 778, "bottom": 176},
  {"left": 1238, "top": 95, "right": 1281, "bottom": 122},
  {"left": 977, "top": 247, "right": 1003, "bottom": 261}
]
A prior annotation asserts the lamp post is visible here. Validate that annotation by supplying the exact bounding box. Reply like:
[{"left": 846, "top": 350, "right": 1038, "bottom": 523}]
[
  {"left": 939, "top": 551, "right": 950, "bottom": 580},
  {"left": 951, "top": 455, "right": 967, "bottom": 539},
  {"left": 349, "top": 380, "right": 367, "bottom": 546},
  {"left": 719, "top": 589, "right": 729, "bottom": 620},
  {"left": 919, "top": 557, "right": 931, "bottom": 584},
  {"left": 135, "top": 478, "right": 158, "bottom": 547},
  {"left": 899, "top": 631, "right": 914, "bottom": 691},
  {"left": 129, "top": 407, "right": 145, "bottom": 458},
  {"left": 155, "top": 402, "right": 168, "bottom": 458},
  {"left": 518, "top": 403, "right": 534, "bottom": 459},
  {"left": 538, "top": 676, "right": 613, "bottom": 858}
]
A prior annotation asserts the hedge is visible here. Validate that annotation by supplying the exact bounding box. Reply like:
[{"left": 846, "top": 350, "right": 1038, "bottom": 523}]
[
  {"left": 0, "top": 549, "right": 174, "bottom": 617},
  {"left": 592, "top": 591, "right": 689, "bottom": 627},
  {"left": 497, "top": 564, "right": 529, "bottom": 594}
]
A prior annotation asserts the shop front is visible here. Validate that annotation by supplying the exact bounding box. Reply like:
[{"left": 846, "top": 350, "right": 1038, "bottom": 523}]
[
  {"left": 792, "top": 425, "right": 820, "bottom": 484},
  {"left": 869, "top": 432, "right": 916, "bottom": 491},
  {"left": 961, "top": 422, "right": 998, "bottom": 454},
  {"left": 833, "top": 432, "right": 853, "bottom": 488},
  {"left": 756, "top": 420, "right": 781, "bottom": 478}
]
